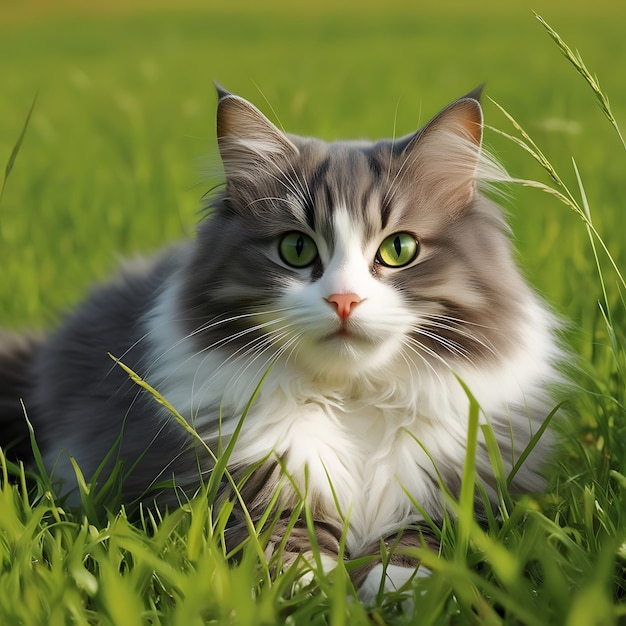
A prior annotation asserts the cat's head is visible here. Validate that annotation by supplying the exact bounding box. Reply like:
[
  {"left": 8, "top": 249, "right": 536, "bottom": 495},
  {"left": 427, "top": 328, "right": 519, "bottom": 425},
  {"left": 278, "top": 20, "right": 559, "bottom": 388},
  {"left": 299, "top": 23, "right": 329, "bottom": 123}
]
[{"left": 181, "top": 86, "right": 526, "bottom": 382}]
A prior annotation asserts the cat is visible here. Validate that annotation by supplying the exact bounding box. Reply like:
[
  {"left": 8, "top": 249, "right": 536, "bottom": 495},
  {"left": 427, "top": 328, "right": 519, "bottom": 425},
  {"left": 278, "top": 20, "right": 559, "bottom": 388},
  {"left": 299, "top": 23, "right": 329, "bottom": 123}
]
[{"left": 0, "top": 84, "right": 565, "bottom": 599}]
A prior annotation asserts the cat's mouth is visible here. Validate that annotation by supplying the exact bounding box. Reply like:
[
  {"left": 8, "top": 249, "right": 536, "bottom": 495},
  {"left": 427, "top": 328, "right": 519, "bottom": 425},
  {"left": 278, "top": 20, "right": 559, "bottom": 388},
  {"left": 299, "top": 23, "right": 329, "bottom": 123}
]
[
  {"left": 323, "top": 325, "right": 376, "bottom": 345},
  {"left": 330, "top": 328, "right": 352, "bottom": 340}
]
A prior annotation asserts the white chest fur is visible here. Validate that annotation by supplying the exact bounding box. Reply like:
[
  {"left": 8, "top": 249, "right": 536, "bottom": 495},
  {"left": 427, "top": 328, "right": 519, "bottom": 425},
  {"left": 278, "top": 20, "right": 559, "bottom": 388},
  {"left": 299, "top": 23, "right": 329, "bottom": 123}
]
[{"left": 145, "top": 281, "right": 558, "bottom": 555}]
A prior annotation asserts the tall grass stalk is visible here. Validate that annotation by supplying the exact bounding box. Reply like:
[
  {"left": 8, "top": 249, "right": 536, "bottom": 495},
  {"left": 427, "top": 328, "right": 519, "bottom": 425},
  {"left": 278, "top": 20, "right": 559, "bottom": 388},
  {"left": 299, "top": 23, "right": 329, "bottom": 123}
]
[
  {"left": 0, "top": 93, "right": 37, "bottom": 208},
  {"left": 533, "top": 12, "right": 626, "bottom": 150}
]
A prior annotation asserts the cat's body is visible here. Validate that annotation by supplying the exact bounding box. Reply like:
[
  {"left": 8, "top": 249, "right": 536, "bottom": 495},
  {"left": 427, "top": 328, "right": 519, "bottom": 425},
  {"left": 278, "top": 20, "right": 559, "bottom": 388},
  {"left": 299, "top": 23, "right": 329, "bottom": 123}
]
[{"left": 0, "top": 86, "right": 565, "bottom": 595}]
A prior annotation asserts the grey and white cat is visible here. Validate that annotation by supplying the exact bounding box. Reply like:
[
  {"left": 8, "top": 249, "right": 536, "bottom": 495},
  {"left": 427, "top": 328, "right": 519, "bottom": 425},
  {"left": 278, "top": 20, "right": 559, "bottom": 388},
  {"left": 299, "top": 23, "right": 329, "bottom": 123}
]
[{"left": 0, "top": 85, "right": 564, "bottom": 597}]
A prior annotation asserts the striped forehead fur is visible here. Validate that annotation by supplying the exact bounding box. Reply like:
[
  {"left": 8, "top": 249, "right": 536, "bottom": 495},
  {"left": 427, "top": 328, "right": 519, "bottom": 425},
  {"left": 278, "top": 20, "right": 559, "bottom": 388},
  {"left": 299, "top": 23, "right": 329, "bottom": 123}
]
[
  {"left": 216, "top": 136, "right": 509, "bottom": 257},
  {"left": 214, "top": 135, "right": 510, "bottom": 252}
]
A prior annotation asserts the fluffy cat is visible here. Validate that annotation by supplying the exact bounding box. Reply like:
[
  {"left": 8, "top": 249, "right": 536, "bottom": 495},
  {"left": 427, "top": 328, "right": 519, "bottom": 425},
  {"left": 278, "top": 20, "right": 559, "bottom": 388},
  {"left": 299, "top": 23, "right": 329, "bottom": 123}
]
[{"left": 0, "top": 85, "right": 564, "bottom": 598}]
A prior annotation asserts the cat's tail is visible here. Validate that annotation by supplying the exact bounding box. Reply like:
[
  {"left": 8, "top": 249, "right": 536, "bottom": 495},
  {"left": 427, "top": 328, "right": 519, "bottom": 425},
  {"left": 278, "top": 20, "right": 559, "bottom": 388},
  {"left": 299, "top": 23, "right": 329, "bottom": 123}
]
[{"left": 0, "top": 332, "right": 41, "bottom": 461}]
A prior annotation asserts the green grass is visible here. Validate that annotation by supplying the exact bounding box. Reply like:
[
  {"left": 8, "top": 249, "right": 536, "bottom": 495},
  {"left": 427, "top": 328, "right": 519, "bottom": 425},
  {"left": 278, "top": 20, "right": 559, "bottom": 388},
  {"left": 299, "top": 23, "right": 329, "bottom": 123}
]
[{"left": 1, "top": 2, "right": 626, "bottom": 623}]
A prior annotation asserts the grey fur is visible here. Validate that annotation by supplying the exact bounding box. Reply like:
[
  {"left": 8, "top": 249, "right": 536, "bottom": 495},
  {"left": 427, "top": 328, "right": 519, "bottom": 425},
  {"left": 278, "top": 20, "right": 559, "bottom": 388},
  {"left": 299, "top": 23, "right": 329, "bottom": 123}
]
[{"left": 0, "top": 332, "right": 41, "bottom": 460}]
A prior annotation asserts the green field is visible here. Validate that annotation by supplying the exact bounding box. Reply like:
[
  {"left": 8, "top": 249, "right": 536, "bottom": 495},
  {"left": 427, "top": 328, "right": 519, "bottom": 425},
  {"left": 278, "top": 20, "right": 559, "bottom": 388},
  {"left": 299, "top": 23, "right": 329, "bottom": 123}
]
[{"left": 1, "top": 1, "right": 626, "bottom": 623}]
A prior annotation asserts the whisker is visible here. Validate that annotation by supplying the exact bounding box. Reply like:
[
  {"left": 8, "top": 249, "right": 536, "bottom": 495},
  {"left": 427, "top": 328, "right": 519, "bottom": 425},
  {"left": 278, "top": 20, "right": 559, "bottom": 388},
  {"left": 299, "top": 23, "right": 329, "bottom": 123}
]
[
  {"left": 265, "top": 169, "right": 308, "bottom": 205},
  {"left": 285, "top": 162, "right": 313, "bottom": 210},
  {"left": 149, "top": 308, "right": 292, "bottom": 364},
  {"left": 414, "top": 328, "right": 472, "bottom": 361},
  {"left": 187, "top": 320, "right": 302, "bottom": 418},
  {"left": 403, "top": 335, "right": 454, "bottom": 372},
  {"left": 245, "top": 196, "right": 306, "bottom": 213},
  {"left": 382, "top": 135, "right": 421, "bottom": 208},
  {"left": 384, "top": 98, "right": 402, "bottom": 190},
  {"left": 221, "top": 325, "right": 298, "bottom": 389},
  {"left": 400, "top": 338, "right": 447, "bottom": 390},
  {"left": 420, "top": 312, "right": 499, "bottom": 333},
  {"left": 396, "top": 347, "right": 422, "bottom": 391},
  {"left": 144, "top": 310, "right": 298, "bottom": 402},
  {"left": 415, "top": 316, "right": 500, "bottom": 360}
]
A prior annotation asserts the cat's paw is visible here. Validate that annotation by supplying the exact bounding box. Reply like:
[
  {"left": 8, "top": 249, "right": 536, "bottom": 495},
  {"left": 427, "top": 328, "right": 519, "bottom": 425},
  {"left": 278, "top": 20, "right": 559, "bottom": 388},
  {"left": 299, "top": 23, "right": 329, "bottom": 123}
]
[
  {"left": 358, "top": 562, "right": 430, "bottom": 606},
  {"left": 291, "top": 552, "right": 338, "bottom": 592}
]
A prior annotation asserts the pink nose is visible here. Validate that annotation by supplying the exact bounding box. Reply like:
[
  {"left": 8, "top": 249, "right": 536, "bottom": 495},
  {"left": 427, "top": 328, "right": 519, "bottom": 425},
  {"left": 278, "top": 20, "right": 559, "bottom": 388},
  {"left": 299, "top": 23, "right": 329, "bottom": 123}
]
[{"left": 325, "top": 293, "right": 363, "bottom": 322}]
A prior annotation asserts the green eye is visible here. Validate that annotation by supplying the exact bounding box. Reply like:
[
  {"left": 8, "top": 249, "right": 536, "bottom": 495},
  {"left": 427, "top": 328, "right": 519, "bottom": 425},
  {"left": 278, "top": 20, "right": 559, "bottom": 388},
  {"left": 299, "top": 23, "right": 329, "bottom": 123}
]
[
  {"left": 376, "top": 233, "right": 419, "bottom": 268},
  {"left": 279, "top": 232, "right": 318, "bottom": 267}
]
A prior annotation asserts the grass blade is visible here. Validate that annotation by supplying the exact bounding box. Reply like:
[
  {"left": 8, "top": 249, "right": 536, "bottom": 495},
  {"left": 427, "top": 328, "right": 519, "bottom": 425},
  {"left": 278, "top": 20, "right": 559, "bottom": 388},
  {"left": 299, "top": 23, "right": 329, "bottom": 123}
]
[
  {"left": 534, "top": 12, "right": 626, "bottom": 150},
  {"left": 0, "top": 92, "right": 37, "bottom": 208},
  {"left": 455, "top": 376, "right": 481, "bottom": 559},
  {"left": 506, "top": 403, "right": 561, "bottom": 488}
]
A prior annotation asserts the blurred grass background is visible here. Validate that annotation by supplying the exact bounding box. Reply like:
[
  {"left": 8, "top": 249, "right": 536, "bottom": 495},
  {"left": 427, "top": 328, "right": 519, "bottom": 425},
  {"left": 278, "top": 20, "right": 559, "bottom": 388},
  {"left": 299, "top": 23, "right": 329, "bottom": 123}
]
[{"left": 1, "top": 0, "right": 625, "bottom": 357}]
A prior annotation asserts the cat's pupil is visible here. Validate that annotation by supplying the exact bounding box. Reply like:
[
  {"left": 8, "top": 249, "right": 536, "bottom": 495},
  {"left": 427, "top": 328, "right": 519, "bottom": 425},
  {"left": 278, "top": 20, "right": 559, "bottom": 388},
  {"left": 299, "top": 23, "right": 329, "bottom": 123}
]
[
  {"left": 376, "top": 232, "right": 418, "bottom": 267},
  {"left": 278, "top": 231, "right": 318, "bottom": 267},
  {"left": 393, "top": 236, "right": 402, "bottom": 258}
]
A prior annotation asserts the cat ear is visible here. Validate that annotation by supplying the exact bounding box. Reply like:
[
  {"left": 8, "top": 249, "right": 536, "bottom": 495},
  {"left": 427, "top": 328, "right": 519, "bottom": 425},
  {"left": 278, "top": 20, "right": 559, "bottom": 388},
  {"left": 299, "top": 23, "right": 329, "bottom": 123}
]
[
  {"left": 461, "top": 83, "right": 485, "bottom": 103},
  {"left": 214, "top": 84, "right": 299, "bottom": 182},
  {"left": 401, "top": 92, "right": 484, "bottom": 213}
]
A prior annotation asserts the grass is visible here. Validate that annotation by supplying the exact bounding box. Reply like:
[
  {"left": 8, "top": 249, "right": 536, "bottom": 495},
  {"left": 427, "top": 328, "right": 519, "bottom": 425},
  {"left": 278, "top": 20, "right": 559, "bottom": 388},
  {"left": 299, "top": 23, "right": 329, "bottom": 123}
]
[{"left": 1, "top": 2, "right": 626, "bottom": 623}]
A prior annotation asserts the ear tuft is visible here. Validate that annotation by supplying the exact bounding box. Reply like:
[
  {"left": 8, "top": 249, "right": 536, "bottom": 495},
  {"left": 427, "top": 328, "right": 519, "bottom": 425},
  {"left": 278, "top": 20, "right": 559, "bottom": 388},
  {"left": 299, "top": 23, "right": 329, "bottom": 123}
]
[
  {"left": 213, "top": 80, "right": 231, "bottom": 101},
  {"left": 399, "top": 95, "right": 485, "bottom": 213},
  {"left": 215, "top": 91, "right": 298, "bottom": 182},
  {"left": 463, "top": 83, "right": 485, "bottom": 103}
]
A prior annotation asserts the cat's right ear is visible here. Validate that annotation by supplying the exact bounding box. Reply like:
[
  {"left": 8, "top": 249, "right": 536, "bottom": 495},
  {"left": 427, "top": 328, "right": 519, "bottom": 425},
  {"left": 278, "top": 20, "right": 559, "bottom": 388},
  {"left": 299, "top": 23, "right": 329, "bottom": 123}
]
[{"left": 214, "top": 84, "right": 299, "bottom": 181}]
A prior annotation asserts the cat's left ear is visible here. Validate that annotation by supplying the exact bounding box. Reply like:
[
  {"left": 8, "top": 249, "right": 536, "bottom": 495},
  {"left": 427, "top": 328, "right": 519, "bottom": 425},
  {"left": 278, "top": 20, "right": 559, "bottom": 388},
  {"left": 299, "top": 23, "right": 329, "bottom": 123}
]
[
  {"left": 401, "top": 89, "right": 484, "bottom": 214},
  {"left": 214, "top": 84, "right": 299, "bottom": 182}
]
